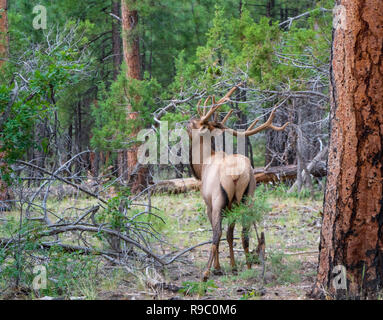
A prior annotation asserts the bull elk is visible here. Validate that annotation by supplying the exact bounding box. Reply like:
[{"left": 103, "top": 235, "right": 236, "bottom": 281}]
[{"left": 186, "top": 84, "right": 289, "bottom": 281}]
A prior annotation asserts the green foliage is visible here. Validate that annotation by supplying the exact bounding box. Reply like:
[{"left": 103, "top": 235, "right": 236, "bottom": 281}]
[
  {"left": 0, "top": 86, "right": 39, "bottom": 178},
  {"left": 179, "top": 279, "right": 217, "bottom": 296},
  {"left": 0, "top": 233, "right": 99, "bottom": 298},
  {"left": 41, "top": 247, "right": 99, "bottom": 297},
  {"left": 0, "top": 48, "right": 85, "bottom": 182},
  {"left": 252, "top": 138, "right": 266, "bottom": 167},
  {"left": 29, "top": 50, "right": 84, "bottom": 97},
  {"left": 195, "top": 202, "right": 209, "bottom": 226},
  {"left": 223, "top": 184, "right": 271, "bottom": 227},
  {"left": 6, "top": 0, "right": 331, "bottom": 175},
  {"left": 97, "top": 190, "right": 132, "bottom": 230},
  {"left": 0, "top": 218, "right": 45, "bottom": 292},
  {"left": 240, "top": 289, "right": 262, "bottom": 300},
  {"left": 169, "top": 1, "right": 332, "bottom": 133},
  {"left": 90, "top": 67, "right": 162, "bottom": 151},
  {"left": 268, "top": 250, "right": 301, "bottom": 285},
  {"left": 270, "top": 183, "right": 323, "bottom": 201},
  {"left": 96, "top": 190, "right": 165, "bottom": 242}
]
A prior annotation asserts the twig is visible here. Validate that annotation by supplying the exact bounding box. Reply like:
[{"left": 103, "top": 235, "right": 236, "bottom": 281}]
[
  {"left": 279, "top": 7, "right": 332, "bottom": 29},
  {"left": 162, "top": 237, "right": 238, "bottom": 265}
]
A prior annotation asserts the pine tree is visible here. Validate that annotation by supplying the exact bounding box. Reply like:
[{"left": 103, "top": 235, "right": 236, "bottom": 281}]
[
  {"left": 0, "top": 0, "right": 7, "bottom": 66},
  {"left": 312, "top": 0, "right": 383, "bottom": 299},
  {"left": 121, "top": 0, "right": 148, "bottom": 193},
  {"left": 0, "top": 0, "right": 11, "bottom": 211}
]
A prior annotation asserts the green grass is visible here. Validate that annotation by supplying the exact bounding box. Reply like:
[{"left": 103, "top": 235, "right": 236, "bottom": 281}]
[
  {"left": 1, "top": 182, "right": 324, "bottom": 300},
  {"left": 179, "top": 280, "right": 217, "bottom": 296},
  {"left": 267, "top": 250, "right": 302, "bottom": 285}
]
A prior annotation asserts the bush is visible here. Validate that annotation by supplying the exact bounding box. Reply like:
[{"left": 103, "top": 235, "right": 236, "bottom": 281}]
[{"left": 223, "top": 184, "right": 271, "bottom": 227}]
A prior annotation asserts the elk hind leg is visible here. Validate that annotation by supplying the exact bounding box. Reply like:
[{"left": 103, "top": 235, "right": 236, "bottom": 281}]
[
  {"left": 203, "top": 213, "right": 222, "bottom": 281},
  {"left": 227, "top": 222, "right": 237, "bottom": 271},
  {"left": 242, "top": 225, "right": 251, "bottom": 269}
]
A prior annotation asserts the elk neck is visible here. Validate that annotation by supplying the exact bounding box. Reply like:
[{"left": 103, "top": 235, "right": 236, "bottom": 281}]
[{"left": 189, "top": 134, "right": 216, "bottom": 181}]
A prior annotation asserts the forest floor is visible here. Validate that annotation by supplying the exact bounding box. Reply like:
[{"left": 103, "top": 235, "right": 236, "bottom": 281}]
[
  {"left": 0, "top": 188, "right": 323, "bottom": 300},
  {"left": 99, "top": 190, "right": 323, "bottom": 300}
]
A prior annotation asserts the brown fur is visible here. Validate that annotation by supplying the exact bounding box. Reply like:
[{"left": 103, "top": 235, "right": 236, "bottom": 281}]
[{"left": 187, "top": 120, "right": 256, "bottom": 281}]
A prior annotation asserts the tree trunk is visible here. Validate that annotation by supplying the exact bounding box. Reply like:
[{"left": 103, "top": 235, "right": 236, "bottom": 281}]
[
  {"left": 312, "top": 0, "right": 383, "bottom": 299},
  {"left": 0, "top": 152, "right": 11, "bottom": 212},
  {"left": 0, "top": 0, "right": 11, "bottom": 211},
  {"left": 121, "top": 1, "right": 140, "bottom": 80},
  {"left": 0, "top": 0, "right": 8, "bottom": 67},
  {"left": 112, "top": 0, "right": 122, "bottom": 80},
  {"left": 266, "top": 0, "right": 275, "bottom": 19},
  {"left": 264, "top": 110, "right": 292, "bottom": 167},
  {"left": 67, "top": 122, "right": 73, "bottom": 178},
  {"left": 121, "top": 0, "right": 147, "bottom": 193}
]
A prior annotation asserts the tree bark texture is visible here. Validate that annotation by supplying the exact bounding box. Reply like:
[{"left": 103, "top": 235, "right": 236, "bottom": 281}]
[
  {"left": 312, "top": 0, "right": 383, "bottom": 299},
  {"left": 121, "top": 0, "right": 147, "bottom": 193},
  {"left": 0, "top": 0, "right": 10, "bottom": 211},
  {"left": 112, "top": 0, "right": 122, "bottom": 80},
  {"left": 121, "top": 0, "right": 140, "bottom": 81},
  {"left": 0, "top": 0, "right": 7, "bottom": 67}
]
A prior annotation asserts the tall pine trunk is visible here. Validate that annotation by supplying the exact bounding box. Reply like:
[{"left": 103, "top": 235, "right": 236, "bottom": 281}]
[
  {"left": 312, "top": 0, "right": 383, "bottom": 299},
  {"left": 112, "top": 0, "right": 122, "bottom": 80},
  {"left": 0, "top": 0, "right": 11, "bottom": 212},
  {"left": 0, "top": 0, "right": 7, "bottom": 66},
  {"left": 121, "top": 0, "right": 147, "bottom": 193}
]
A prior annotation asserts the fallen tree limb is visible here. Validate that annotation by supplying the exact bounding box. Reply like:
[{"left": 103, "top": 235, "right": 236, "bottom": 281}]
[
  {"left": 16, "top": 160, "right": 108, "bottom": 204},
  {"left": 253, "top": 165, "right": 298, "bottom": 183},
  {"left": 288, "top": 146, "right": 328, "bottom": 193},
  {"left": 0, "top": 224, "right": 166, "bottom": 265},
  {"left": 153, "top": 162, "right": 327, "bottom": 194},
  {"left": 153, "top": 178, "right": 201, "bottom": 194},
  {"left": 39, "top": 241, "right": 119, "bottom": 257}
]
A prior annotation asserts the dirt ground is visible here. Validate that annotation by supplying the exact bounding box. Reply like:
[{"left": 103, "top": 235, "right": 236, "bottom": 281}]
[
  {"left": 97, "top": 191, "right": 323, "bottom": 300},
  {"left": 0, "top": 188, "right": 323, "bottom": 300}
]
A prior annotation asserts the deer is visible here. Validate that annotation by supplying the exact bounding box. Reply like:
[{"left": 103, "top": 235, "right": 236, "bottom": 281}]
[{"left": 186, "top": 84, "right": 289, "bottom": 281}]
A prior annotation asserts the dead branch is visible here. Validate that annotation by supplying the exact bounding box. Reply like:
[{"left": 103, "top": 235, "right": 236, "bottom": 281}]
[
  {"left": 16, "top": 160, "right": 108, "bottom": 204},
  {"left": 0, "top": 223, "right": 166, "bottom": 265},
  {"left": 153, "top": 163, "right": 327, "bottom": 194}
]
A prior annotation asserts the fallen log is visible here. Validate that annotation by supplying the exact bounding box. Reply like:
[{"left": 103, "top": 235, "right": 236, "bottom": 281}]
[
  {"left": 153, "top": 178, "right": 201, "bottom": 194},
  {"left": 253, "top": 165, "right": 297, "bottom": 183},
  {"left": 253, "top": 162, "right": 327, "bottom": 184},
  {"left": 153, "top": 162, "right": 327, "bottom": 194},
  {"left": 288, "top": 146, "right": 328, "bottom": 193}
]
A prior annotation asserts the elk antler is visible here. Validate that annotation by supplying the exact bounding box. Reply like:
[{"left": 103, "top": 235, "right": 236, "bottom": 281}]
[
  {"left": 197, "top": 98, "right": 203, "bottom": 117},
  {"left": 221, "top": 105, "right": 290, "bottom": 137},
  {"left": 200, "top": 83, "right": 242, "bottom": 124},
  {"left": 220, "top": 109, "right": 233, "bottom": 124}
]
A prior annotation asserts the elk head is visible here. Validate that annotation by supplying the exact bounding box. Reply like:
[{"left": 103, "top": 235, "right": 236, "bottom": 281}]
[{"left": 187, "top": 84, "right": 290, "bottom": 151}]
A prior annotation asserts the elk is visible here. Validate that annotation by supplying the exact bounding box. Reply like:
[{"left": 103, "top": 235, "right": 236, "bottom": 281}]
[{"left": 186, "top": 84, "right": 289, "bottom": 281}]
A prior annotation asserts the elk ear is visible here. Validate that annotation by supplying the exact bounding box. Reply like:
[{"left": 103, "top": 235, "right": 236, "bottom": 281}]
[{"left": 198, "top": 123, "right": 209, "bottom": 135}]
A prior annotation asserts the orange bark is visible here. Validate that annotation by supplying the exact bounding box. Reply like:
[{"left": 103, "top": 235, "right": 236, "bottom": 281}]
[
  {"left": 0, "top": 1, "right": 10, "bottom": 211},
  {"left": 0, "top": 0, "right": 8, "bottom": 67},
  {"left": 312, "top": 0, "right": 383, "bottom": 299},
  {"left": 120, "top": 0, "right": 147, "bottom": 193},
  {"left": 121, "top": 1, "right": 140, "bottom": 81}
]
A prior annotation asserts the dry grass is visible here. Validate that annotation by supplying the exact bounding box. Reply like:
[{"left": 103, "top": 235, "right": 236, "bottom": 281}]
[{"left": 1, "top": 187, "right": 323, "bottom": 300}]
